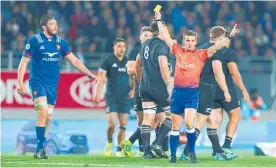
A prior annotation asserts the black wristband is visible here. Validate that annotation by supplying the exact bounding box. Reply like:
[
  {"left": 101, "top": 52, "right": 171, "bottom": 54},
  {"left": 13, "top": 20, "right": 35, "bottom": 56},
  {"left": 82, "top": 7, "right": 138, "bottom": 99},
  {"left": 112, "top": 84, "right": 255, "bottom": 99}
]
[
  {"left": 225, "top": 32, "right": 232, "bottom": 40},
  {"left": 155, "top": 19, "right": 162, "bottom": 22}
]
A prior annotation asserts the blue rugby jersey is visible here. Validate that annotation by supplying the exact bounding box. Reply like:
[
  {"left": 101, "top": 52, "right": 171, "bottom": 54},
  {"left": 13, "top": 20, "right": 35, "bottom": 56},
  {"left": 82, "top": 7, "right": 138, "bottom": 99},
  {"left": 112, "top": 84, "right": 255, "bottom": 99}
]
[{"left": 23, "top": 32, "right": 71, "bottom": 85}]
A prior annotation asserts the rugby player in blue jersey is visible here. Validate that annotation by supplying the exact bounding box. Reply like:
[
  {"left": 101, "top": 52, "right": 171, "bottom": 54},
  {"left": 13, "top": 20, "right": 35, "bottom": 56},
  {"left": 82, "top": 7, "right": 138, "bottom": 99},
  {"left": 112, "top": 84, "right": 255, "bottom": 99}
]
[{"left": 17, "top": 15, "right": 97, "bottom": 159}]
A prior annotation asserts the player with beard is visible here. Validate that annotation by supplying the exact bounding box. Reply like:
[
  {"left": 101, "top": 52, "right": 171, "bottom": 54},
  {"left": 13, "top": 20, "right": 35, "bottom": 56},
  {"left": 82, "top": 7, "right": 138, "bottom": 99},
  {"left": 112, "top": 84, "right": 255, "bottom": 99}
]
[{"left": 17, "top": 14, "right": 97, "bottom": 159}]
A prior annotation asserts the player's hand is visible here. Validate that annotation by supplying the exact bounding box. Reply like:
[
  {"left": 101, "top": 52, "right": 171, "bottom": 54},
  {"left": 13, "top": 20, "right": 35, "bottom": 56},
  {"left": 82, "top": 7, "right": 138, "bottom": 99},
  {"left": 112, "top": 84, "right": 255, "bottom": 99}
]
[
  {"left": 88, "top": 74, "right": 97, "bottom": 83},
  {"left": 242, "top": 90, "right": 250, "bottom": 103},
  {"left": 128, "top": 89, "right": 135, "bottom": 99},
  {"left": 224, "top": 92, "right": 232, "bottom": 103},
  {"left": 17, "top": 82, "right": 27, "bottom": 96},
  {"left": 229, "top": 24, "right": 240, "bottom": 38},
  {"left": 92, "top": 94, "right": 100, "bottom": 107},
  {"left": 155, "top": 11, "right": 161, "bottom": 20}
]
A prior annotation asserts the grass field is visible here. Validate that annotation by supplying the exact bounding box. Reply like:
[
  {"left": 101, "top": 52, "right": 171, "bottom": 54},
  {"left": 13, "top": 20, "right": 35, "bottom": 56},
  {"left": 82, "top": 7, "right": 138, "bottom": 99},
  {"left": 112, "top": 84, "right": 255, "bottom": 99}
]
[{"left": 2, "top": 150, "right": 276, "bottom": 168}]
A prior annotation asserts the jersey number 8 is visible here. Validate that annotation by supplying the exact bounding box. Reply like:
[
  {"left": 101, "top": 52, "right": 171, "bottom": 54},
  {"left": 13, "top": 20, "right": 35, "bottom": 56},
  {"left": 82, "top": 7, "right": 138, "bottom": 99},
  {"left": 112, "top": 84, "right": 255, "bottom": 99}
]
[{"left": 144, "top": 46, "right": 149, "bottom": 59}]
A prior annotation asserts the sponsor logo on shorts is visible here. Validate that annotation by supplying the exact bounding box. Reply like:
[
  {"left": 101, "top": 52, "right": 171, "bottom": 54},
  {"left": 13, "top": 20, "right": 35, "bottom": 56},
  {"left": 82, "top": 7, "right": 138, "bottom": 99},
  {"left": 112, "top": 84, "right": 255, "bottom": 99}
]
[
  {"left": 106, "top": 107, "right": 110, "bottom": 112},
  {"left": 206, "top": 108, "right": 212, "bottom": 114}
]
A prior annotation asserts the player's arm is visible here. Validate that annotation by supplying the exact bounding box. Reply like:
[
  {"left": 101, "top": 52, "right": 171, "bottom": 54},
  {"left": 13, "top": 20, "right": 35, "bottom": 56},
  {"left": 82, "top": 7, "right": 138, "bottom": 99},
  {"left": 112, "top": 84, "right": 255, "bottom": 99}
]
[
  {"left": 135, "top": 54, "right": 142, "bottom": 84},
  {"left": 155, "top": 12, "right": 175, "bottom": 50},
  {"left": 207, "top": 37, "right": 230, "bottom": 58},
  {"left": 65, "top": 53, "right": 97, "bottom": 81},
  {"left": 17, "top": 37, "right": 35, "bottom": 96},
  {"left": 127, "top": 54, "right": 136, "bottom": 88},
  {"left": 158, "top": 56, "right": 172, "bottom": 86},
  {"left": 126, "top": 47, "right": 138, "bottom": 75},
  {"left": 228, "top": 62, "right": 250, "bottom": 102},
  {"left": 212, "top": 60, "right": 231, "bottom": 102},
  {"left": 158, "top": 56, "right": 173, "bottom": 100},
  {"left": 128, "top": 75, "right": 135, "bottom": 99},
  {"left": 207, "top": 24, "right": 239, "bottom": 58},
  {"left": 92, "top": 69, "right": 106, "bottom": 106},
  {"left": 17, "top": 56, "right": 30, "bottom": 96},
  {"left": 127, "top": 52, "right": 137, "bottom": 99},
  {"left": 127, "top": 60, "right": 136, "bottom": 76}
]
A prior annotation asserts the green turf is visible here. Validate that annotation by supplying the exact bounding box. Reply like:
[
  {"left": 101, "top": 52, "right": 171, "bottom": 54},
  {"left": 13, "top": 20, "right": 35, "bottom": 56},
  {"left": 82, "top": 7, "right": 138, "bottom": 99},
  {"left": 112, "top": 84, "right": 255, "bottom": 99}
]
[{"left": 1, "top": 151, "right": 276, "bottom": 167}]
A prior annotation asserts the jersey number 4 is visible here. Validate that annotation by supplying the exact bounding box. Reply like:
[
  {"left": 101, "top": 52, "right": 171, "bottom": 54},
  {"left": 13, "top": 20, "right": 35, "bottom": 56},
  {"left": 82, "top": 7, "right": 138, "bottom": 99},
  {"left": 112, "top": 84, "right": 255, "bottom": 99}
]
[{"left": 144, "top": 46, "right": 149, "bottom": 59}]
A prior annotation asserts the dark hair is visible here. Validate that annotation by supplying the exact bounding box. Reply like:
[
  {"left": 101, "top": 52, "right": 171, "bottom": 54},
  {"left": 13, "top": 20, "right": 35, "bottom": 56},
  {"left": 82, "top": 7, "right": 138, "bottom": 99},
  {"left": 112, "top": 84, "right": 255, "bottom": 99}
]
[
  {"left": 183, "top": 30, "right": 197, "bottom": 38},
  {"left": 140, "top": 26, "right": 151, "bottom": 34},
  {"left": 150, "top": 20, "right": 165, "bottom": 37},
  {"left": 171, "top": 36, "right": 177, "bottom": 40},
  {"left": 40, "top": 14, "right": 56, "bottom": 28},
  {"left": 113, "top": 38, "right": 126, "bottom": 46},
  {"left": 210, "top": 26, "right": 226, "bottom": 39}
]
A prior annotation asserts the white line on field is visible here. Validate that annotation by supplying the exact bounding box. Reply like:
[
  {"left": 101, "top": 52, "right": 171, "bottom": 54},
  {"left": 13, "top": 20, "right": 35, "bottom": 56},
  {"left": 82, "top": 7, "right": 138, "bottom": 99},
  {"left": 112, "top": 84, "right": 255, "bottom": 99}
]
[{"left": 1, "top": 161, "right": 272, "bottom": 168}]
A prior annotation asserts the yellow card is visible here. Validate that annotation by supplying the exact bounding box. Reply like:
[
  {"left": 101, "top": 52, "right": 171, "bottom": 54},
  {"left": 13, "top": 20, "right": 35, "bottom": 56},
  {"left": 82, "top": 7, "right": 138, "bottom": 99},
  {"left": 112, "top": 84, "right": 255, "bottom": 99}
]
[{"left": 154, "top": 5, "right": 162, "bottom": 12}]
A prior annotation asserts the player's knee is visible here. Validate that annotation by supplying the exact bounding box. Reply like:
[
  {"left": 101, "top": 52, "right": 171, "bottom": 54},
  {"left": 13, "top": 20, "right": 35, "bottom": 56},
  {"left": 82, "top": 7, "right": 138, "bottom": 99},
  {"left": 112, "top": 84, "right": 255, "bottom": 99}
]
[
  {"left": 119, "top": 125, "right": 126, "bottom": 131},
  {"left": 165, "top": 112, "right": 172, "bottom": 120},
  {"left": 228, "top": 109, "right": 241, "bottom": 124},
  {"left": 138, "top": 118, "right": 143, "bottom": 126},
  {"left": 137, "top": 113, "right": 143, "bottom": 125},
  {"left": 143, "top": 114, "right": 155, "bottom": 125},
  {"left": 142, "top": 120, "right": 152, "bottom": 126},
  {"left": 35, "top": 101, "right": 48, "bottom": 111},
  {"left": 207, "top": 116, "right": 217, "bottom": 128},
  {"left": 172, "top": 123, "right": 181, "bottom": 130},
  {"left": 186, "top": 123, "right": 194, "bottom": 130},
  {"left": 185, "top": 118, "right": 194, "bottom": 129},
  {"left": 107, "top": 120, "right": 116, "bottom": 129}
]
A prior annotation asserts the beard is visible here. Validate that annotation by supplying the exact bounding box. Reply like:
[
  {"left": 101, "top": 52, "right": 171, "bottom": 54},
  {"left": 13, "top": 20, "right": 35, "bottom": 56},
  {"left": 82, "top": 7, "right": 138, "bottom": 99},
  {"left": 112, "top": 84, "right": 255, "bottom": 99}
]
[{"left": 46, "top": 28, "right": 57, "bottom": 36}]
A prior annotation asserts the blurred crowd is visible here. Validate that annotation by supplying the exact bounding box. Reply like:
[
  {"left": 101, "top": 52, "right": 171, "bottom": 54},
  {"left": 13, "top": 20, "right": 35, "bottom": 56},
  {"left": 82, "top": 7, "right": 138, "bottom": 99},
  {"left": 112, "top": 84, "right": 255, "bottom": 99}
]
[{"left": 1, "top": 1, "right": 276, "bottom": 57}]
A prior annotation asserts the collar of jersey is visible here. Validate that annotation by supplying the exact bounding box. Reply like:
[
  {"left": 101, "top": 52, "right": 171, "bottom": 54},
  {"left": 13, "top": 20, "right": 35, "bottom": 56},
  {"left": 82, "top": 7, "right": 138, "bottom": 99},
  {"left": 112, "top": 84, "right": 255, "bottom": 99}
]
[
  {"left": 184, "top": 48, "right": 197, "bottom": 52},
  {"left": 41, "top": 32, "right": 56, "bottom": 41}
]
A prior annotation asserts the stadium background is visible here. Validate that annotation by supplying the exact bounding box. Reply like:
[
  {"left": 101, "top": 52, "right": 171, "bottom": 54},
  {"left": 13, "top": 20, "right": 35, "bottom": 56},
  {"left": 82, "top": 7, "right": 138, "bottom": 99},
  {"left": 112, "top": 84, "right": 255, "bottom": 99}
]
[{"left": 1, "top": 1, "right": 276, "bottom": 158}]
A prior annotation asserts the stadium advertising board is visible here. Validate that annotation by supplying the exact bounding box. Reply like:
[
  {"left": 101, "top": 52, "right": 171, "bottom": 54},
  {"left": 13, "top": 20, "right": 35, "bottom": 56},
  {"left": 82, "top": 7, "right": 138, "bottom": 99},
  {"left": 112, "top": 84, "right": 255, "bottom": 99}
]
[{"left": 1, "top": 71, "right": 105, "bottom": 108}]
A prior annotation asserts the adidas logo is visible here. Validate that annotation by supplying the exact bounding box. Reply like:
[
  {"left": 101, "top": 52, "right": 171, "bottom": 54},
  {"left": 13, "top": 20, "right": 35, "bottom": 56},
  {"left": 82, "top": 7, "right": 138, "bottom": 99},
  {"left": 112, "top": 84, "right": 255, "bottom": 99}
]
[
  {"left": 39, "top": 45, "right": 45, "bottom": 50},
  {"left": 112, "top": 63, "right": 118, "bottom": 67}
]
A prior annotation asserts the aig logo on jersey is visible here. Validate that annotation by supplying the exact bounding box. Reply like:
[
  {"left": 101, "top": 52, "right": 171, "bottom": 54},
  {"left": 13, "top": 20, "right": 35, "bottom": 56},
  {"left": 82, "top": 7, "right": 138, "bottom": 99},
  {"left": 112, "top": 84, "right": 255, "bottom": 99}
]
[{"left": 118, "top": 68, "right": 126, "bottom": 72}]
